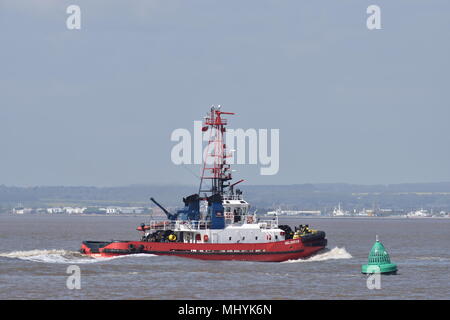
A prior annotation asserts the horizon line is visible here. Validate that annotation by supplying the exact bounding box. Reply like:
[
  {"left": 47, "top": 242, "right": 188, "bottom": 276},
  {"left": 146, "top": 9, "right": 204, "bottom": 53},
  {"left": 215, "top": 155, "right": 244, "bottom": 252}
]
[{"left": 2, "top": 181, "right": 450, "bottom": 189}]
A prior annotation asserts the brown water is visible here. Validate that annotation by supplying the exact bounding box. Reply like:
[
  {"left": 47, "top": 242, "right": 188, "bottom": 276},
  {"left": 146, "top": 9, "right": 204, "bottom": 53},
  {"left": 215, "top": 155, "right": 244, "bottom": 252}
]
[{"left": 0, "top": 215, "right": 449, "bottom": 299}]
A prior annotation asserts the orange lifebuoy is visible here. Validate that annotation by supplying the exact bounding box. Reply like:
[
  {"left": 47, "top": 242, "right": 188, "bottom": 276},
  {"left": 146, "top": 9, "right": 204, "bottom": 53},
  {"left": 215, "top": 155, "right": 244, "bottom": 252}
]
[{"left": 204, "top": 234, "right": 209, "bottom": 242}]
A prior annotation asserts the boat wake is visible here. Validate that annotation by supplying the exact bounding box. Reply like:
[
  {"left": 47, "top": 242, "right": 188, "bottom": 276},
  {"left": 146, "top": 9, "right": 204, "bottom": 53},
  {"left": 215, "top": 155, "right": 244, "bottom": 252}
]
[
  {"left": 283, "top": 247, "right": 352, "bottom": 263},
  {"left": 0, "top": 249, "right": 156, "bottom": 264}
]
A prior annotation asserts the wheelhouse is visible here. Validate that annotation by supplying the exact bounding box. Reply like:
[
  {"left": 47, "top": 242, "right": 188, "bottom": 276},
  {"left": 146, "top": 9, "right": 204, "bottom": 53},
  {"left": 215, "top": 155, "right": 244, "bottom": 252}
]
[{"left": 222, "top": 194, "right": 250, "bottom": 224}]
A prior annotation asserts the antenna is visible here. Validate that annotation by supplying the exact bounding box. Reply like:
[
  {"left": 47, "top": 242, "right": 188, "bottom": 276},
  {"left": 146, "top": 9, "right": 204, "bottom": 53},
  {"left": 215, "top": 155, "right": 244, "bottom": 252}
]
[{"left": 198, "top": 105, "right": 235, "bottom": 197}]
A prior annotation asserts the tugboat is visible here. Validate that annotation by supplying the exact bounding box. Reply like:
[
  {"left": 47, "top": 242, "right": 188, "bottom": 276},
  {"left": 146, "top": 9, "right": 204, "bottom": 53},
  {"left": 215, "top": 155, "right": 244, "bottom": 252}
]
[{"left": 80, "top": 106, "right": 327, "bottom": 262}]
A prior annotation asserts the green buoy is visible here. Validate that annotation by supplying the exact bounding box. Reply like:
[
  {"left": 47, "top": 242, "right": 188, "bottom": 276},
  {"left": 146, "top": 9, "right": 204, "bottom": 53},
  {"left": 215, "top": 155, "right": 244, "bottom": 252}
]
[{"left": 361, "top": 235, "right": 397, "bottom": 275}]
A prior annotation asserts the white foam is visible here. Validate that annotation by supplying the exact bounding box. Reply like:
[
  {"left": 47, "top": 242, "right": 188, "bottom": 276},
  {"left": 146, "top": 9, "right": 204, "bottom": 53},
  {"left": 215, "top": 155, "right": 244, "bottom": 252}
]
[
  {"left": 415, "top": 256, "right": 450, "bottom": 262},
  {"left": 283, "top": 247, "right": 352, "bottom": 263},
  {"left": 0, "top": 249, "right": 157, "bottom": 264}
]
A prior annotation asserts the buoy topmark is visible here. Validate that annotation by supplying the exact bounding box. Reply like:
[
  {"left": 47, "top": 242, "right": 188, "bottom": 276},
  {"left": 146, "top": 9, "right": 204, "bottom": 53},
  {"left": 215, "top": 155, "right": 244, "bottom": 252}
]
[{"left": 361, "top": 235, "right": 397, "bottom": 275}]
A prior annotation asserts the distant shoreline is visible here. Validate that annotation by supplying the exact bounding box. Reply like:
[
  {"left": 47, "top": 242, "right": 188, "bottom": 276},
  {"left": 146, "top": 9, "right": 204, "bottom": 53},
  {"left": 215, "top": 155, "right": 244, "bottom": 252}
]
[{"left": 2, "top": 213, "right": 449, "bottom": 220}]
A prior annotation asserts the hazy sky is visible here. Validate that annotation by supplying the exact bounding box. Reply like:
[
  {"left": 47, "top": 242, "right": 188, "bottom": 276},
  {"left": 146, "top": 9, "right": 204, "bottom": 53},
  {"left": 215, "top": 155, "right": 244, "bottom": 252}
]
[{"left": 1, "top": 0, "right": 449, "bottom": 187}]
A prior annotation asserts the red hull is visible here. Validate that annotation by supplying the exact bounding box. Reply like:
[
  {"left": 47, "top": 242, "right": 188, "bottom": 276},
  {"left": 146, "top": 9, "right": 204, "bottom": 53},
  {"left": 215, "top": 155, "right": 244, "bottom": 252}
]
[{"left": 80, "top": 238, "right": 327, "bottom": 262}]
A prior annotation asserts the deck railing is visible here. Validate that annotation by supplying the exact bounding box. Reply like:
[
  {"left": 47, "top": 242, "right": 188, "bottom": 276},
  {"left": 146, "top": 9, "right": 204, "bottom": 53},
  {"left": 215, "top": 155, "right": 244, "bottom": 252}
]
[
  {"left": 222, "top": 194, "right": 244, "bottom": 200},
  {"left": 146, "top": 217, "right": 279, "bottom": 231},
  {"left": 147, "top": 220, "right": 211, "bottom": 231},
  {"left": 257, "top": 219, "right": 279, "bottom": 229}
]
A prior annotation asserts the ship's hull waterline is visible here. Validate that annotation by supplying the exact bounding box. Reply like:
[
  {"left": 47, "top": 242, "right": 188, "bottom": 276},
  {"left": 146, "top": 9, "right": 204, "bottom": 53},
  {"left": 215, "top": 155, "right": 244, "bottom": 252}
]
[{"left": 81, "top": 235, "right": 327, "bottom": 262}]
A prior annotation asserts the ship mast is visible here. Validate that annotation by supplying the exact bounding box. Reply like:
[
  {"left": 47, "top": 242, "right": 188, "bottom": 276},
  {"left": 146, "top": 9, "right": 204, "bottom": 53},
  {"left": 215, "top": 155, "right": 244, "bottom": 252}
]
[{"left": 198, "top": 105, "right": 234, "bottom": 197}]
